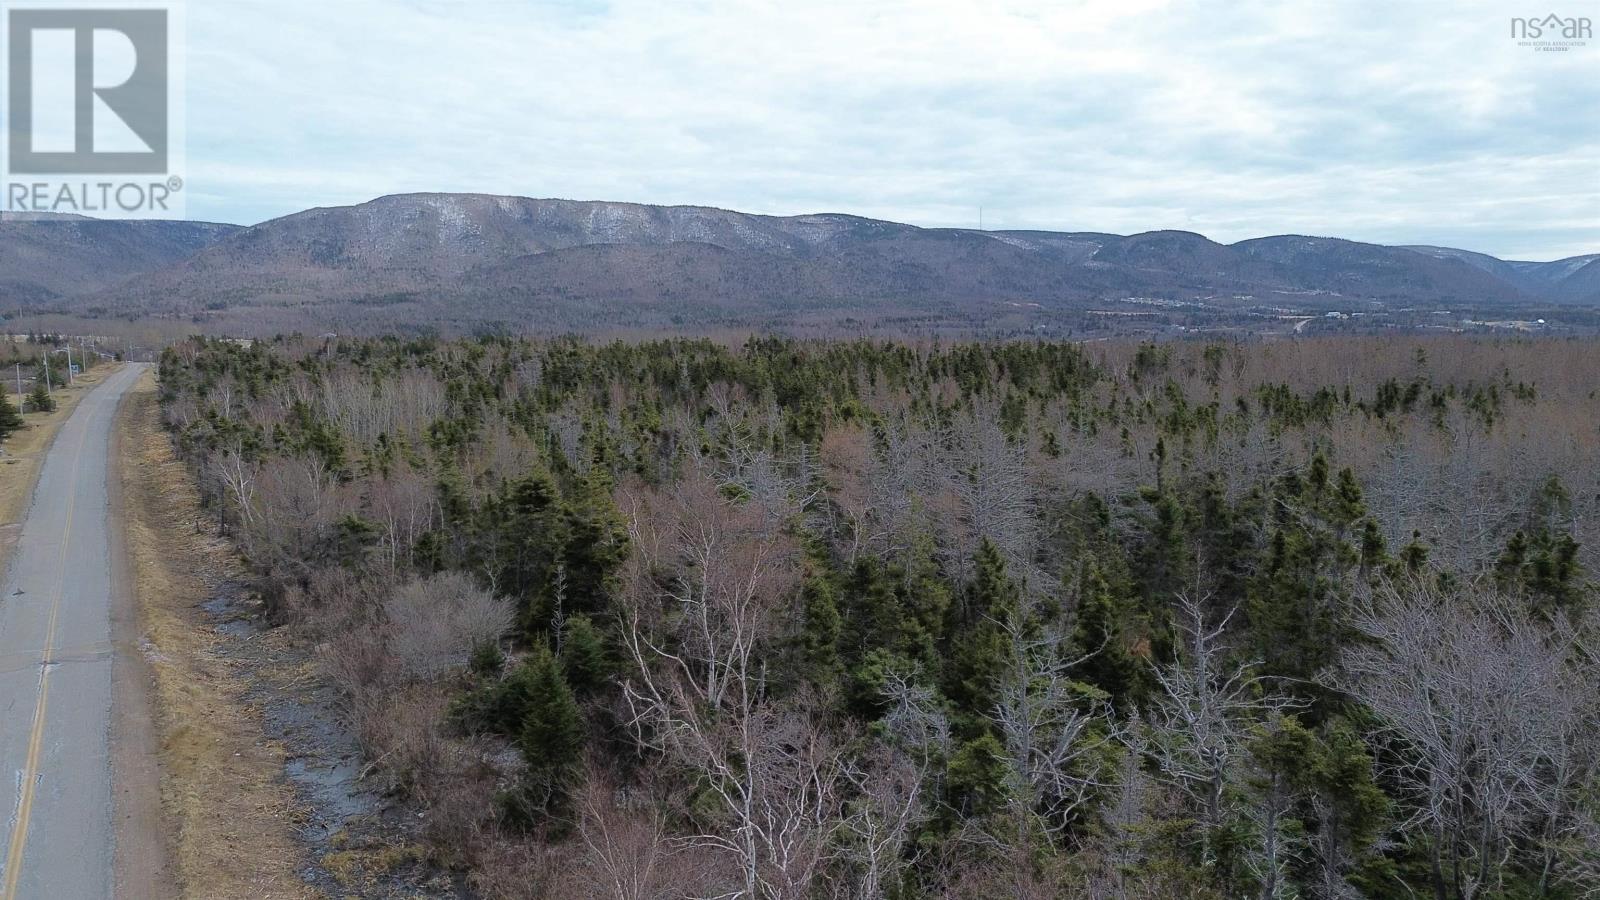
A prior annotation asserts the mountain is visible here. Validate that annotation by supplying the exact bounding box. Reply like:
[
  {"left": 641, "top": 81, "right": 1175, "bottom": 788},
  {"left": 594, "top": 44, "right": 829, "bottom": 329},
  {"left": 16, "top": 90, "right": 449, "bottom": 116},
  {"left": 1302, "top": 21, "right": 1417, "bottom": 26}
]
[
  {"left": 1404, "top": 245, "right": 1600, "bottom": 304},
  {"left": 0, "top": 213, "right": 239, "bottom": 305},
  {"left": 1538, "top": 257, "right": 1600, "bottom": 304},
  {"left": 3, "top": 194, "right": 1593, "bottom": 332},
  {"left": 1234, "top": 236, "right": 1529, "bottom": 302}
]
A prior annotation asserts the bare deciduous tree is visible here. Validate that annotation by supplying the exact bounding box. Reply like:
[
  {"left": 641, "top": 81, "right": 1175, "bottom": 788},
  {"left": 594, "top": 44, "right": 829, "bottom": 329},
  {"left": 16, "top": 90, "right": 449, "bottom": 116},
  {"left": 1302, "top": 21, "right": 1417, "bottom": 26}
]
[
  {"left": 1146, "top": 593, "right": 1295, "bottom": 863},
  {"left": 990, "top": 616, "right": 1123, "bottom": 849},
  {"left": 208, "top": 440, "right": 259, "bottom": 531},
  {"left": 575, "top": 771, "right": 719, "bottom": 900},
  {"left": 940, "top": 407, "right": 1038, "bottom": 582},
  {"left": 620, "top": 471, "right": 843, "bottom": 900},
  {"left": 837, "top": 675, "right": 949, "bottom": 899},
  {"left": 1327, "top": 577, "right": 1599, "bottom": 900},
  {"left": 368, "top": 462, "right": 437, "bottom": 571}
]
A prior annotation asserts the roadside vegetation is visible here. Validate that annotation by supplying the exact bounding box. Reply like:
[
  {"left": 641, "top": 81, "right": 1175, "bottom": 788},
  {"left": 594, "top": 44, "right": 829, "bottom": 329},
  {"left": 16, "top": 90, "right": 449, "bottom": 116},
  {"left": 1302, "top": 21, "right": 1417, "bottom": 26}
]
[
  {"left": 0, "top": 333, "right": 98, "bottom": 441},
  {"left": 117, "top": 371, "right": 311, "bottom": 899},
  {"left": 158, "top": 333, "right": 1600, "bottom": 899}
]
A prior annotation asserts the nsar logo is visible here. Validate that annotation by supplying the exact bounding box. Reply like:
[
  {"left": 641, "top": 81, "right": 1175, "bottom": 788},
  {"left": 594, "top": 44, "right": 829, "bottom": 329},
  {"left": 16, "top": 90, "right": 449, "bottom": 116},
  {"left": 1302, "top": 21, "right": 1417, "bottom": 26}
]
[{"left": 1510, "top": 13, "right": 1592, "bottom": 51}]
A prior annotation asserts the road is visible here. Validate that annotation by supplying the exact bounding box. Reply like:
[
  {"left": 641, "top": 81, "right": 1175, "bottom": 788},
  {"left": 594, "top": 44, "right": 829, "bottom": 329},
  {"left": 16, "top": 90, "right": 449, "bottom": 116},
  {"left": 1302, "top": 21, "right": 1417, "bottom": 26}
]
[{"left": 0, "top": 364, "right": 147, "bottom": 899}]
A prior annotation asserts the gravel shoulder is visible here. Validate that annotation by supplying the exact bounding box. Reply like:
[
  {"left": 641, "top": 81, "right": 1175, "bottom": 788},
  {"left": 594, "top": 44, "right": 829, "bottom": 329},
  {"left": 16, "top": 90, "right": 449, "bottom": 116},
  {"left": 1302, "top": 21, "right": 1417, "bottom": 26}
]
[{"left": 108, "top": 366, "right": 176, "bottom": 899}]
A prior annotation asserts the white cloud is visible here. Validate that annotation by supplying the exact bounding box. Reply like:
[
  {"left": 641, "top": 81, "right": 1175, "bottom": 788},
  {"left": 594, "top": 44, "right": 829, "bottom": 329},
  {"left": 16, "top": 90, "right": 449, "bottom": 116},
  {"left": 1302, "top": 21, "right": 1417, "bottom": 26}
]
[{"left": 184, "top": 0, "right": 1599, "bottom": 259}]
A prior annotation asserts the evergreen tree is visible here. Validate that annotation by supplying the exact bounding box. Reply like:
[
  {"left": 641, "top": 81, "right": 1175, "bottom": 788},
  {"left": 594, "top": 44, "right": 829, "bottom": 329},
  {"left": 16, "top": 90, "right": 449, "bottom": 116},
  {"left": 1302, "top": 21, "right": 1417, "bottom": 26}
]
[
  {"left": 1137, "top": 488, "right": 1191, "bottom": 601},
  {"left": 1248, "top": 527, "right": 1347, "bottom": 684},
  {"left": 946, "top": 541, "right": 1022, "bottom": 729},
  {"left": 1328, "top": 467, "right": 1366, "bottom": 537},
  {"left": 0, "top": 391, "right": 22, "bottom": 440},
  {"left": 798, "top": 563, "right": 844, "bottom": 692},
  {"left": 899, "top": 533, "right": 953, "bottom": 671},
  {"left": 1358, "top": 518, "right": 1388, "bottom": 578},
  {"left": 946, "top": 733, "right": 1012, "bottom": 822},
  {"left": 1396, "top": 531, "right": 1430, "bottom": 574},
  {"left": 493, "top": 468, "right": 570, "bottom": 633},
  {"left": 1497, "top": 528, "right": 1585, "bottom": 615},
  {"left": 560, "top": 466, "right": 630, "bottom": 616},
  {"left": 1071, "top": 563, "right": 1143, "bottom": 705},
  {"left": 1246, "top": 464, "right": 1362, "bottom": 687},
  {"left": 24, "top": 382, "right": 54, "bottom": 413},
  {"left": 514, "top": 646, "right": 584, "bottom": 817},
  {"left": 843, "top": 556, "right": 901, "bottom": 666},
  {"left": 558, "top": 615, "right": 614, "bottom": 695}
]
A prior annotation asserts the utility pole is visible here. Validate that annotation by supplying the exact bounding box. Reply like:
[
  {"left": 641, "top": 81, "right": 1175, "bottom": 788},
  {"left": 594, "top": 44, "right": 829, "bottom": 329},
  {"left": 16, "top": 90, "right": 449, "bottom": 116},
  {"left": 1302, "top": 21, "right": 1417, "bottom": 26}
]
[
  {"left": 14, "top": 364, "right": 21, "bottom": 401},
  {"left": 64, "top": 345, "right": 73, "bottom": 384},
  {"left": 42, "top": 352, "right": 51, "bottom": 392}
]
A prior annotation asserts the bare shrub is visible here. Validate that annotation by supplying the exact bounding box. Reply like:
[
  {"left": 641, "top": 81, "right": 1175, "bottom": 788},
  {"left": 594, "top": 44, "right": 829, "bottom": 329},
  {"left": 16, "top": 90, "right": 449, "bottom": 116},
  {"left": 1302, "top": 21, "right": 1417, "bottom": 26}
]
[
  {"left": 321, "top": 624, "right": 392, "bottom": 702},
  {"left": 288, "top": 564, "right": 391, "bottom": 633},
  {"left": 308, "top": 566, "right": 395, "bottom": 698},
  {"left": 419, "top": 755, "right": 502, "bottom": 868},
  {"left": 470, "top": 839, "right": 582, "bottom": 900},
  {"left": 384, "top": 571, "right": 514, "bottom": 682},
  {"left": 241, "top": 454, "right": 348, "bottom": 575},
  {"left": 574, "top": 771, "right": 727, "bottom": 900},
  {"left": 349, "top": 684, "right": 454, "bottom": 794}
]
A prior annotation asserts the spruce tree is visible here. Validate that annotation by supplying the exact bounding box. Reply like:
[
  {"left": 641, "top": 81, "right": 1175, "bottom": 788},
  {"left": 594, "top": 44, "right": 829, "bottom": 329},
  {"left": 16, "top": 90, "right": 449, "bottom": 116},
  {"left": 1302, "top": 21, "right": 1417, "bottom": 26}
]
[
  {"left": 843, "top": 557, "right": 900, "bottom": 665},
  {"left": 1071, "top": 563, "right": 1142, "bottom": 705},
  {"left": 798, "top": 566, "right": 844, "bottom": 691},
  {"left": 0, "top": 391, "right": 22, "bottom": 441},
  {"left": 1497, "top": 528, "right": 1585, "bottom": 615},
  {"left": 560, "top": 466, "right": 629, "bottom": 617},
  {"left": 946, "top": 733, "right": 1012, "bottom": 821},
  {"left": 558, "top": 615, "right": 613, "bottom": 695},
  {"left": 24, "top": 382, "right": 54, "bottom": 413},
  {"left": 946, "top": 540, "right": 1021, "bottom": 729},
  {"left": 515, "top": 646, "right": 584, "bottom": 815},
  {"left": 899, "top": 533, "right": 952, "bottom": 671},
  {"left": 494, "top": 468, "right": 570, "bottom": 632}
]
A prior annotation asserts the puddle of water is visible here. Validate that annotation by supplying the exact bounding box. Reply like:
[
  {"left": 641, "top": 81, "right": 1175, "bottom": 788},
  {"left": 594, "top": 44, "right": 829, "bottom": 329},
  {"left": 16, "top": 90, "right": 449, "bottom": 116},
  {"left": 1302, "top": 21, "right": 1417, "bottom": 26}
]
[
  {"left": 213, "top": 618, "right": 254, "bottom": 637},
  {"left": 202, "top": 585, "right": 260, "bottom": 637},
  {"left": 200, "top": 580, "right": 468, "bottom": 898},
  {"left": 283, "top": 754, "right": 381, "bottom": 843}
]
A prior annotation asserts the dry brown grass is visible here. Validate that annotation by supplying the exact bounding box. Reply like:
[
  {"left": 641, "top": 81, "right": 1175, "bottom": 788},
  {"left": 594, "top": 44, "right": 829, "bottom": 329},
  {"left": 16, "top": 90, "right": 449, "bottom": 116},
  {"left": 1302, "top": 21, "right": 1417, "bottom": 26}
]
[
  {"left": 0, "top": 363, "right": 120, "bottom": 570},
  {"left": 117, "top": 370, "right": 314, "bottom": 900}
]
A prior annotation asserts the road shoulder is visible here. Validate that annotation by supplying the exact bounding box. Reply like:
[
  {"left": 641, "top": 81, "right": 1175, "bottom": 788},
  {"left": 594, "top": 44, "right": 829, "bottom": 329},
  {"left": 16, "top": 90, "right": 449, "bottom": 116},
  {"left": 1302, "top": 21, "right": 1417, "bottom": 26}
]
[
  {"left": 109, "top": 365, "right": 176, "bottom": 899},
  {"left": 115, "top": 369, "right": 311, "bottom": 900}
]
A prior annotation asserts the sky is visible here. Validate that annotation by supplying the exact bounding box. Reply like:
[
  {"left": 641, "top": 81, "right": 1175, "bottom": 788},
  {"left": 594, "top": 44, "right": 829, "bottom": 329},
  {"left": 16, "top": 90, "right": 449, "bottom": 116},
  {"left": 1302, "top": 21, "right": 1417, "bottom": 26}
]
[{"left": 181, "top": 0, "right": 1600, "bottom": 259}]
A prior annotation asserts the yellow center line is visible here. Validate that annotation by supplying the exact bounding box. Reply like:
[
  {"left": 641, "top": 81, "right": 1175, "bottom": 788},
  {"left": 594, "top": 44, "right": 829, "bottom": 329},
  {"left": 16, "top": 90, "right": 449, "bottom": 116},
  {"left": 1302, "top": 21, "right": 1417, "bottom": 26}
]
[{"left": 1, "top": 385, "right": 95, "bottom": 900}]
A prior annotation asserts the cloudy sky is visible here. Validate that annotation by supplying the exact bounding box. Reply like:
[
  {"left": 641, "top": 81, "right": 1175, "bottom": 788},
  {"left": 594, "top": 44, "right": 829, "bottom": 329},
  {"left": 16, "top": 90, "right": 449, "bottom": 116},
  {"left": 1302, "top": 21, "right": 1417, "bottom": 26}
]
[{"left": 183, "top": 0, "right": 1599, "bottom": 259}]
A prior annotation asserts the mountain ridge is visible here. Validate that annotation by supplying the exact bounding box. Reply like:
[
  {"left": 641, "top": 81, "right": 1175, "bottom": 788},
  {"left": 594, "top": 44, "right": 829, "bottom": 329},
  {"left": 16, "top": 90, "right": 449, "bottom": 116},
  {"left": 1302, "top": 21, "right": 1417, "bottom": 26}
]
[{"left": 2, "top": 193, "right": 1594, "bottom": 332}]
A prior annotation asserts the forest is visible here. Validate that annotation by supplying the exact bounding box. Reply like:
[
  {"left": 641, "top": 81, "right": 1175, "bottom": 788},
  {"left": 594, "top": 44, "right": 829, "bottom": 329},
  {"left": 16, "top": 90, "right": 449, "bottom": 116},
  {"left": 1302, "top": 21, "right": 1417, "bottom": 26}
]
[{"left": 156, "top": 333, "right": 1600, "bottom": 899}]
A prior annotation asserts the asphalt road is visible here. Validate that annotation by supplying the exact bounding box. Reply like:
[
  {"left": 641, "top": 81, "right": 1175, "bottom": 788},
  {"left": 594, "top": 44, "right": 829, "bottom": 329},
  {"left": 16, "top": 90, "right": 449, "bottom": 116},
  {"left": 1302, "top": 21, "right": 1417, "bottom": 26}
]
[{"left": 0, "top": 364, "right": 146, "bottom": 900}]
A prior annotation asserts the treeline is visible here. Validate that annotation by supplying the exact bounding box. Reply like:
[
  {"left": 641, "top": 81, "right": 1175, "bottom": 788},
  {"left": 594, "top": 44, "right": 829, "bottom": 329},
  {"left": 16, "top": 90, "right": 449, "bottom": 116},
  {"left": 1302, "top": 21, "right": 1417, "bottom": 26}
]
[{"left": 158, "top": 333, "right": 1600, "bottom": 899}]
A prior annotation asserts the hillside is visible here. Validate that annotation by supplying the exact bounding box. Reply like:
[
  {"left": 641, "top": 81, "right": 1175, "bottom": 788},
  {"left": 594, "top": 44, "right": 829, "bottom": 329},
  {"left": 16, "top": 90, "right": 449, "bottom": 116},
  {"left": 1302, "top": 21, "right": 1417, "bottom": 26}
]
[
  {"left": 2, "top": 195, "right": 1594, "bottom": 333},
  {"left": 1405, "top": 245, "right": 1600, "bottom": 303},
  {"left": 0, "top": 214, "right": 239, "bottom": 305}
]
